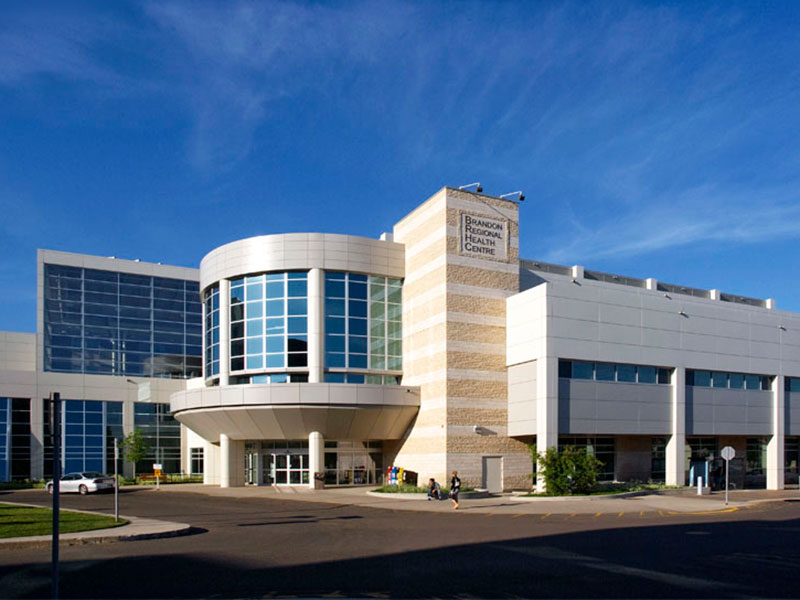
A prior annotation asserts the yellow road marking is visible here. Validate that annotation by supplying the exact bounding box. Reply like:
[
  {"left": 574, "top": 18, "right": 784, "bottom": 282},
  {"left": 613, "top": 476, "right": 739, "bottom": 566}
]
[
  {"left": 569, "top": 513, "right": 576, "bottom": 518},
  {"left": 617, "top": 512, "right": 624, "bottom": 518},
  {"left": 512, "top": 513, "right": 526, "bottom": 518},
  {"left": 639, "top": 511, "right": 644, "bottom": 517},
  {"left": 540, "top": 513, "right": 551, "bottom": 520},
  {"left": 658, "top": 510, "right": 664, "bottom": 516},
  {"left": 667, "top": 506, "right": 739, "bottom": 516},
  {"left": 594, "top": 512, "right": 603, "bottom": 517}
]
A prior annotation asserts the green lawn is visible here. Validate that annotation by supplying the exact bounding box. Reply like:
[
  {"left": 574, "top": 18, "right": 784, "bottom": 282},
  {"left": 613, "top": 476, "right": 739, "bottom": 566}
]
[{"left": 0, "top": 503, "right": 127, "bottom": 538}]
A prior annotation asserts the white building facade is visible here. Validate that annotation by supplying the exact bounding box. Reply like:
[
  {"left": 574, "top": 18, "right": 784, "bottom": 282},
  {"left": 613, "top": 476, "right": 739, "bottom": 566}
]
[{"left": 1, "top": 187, "right": 798, "bottom": 491}]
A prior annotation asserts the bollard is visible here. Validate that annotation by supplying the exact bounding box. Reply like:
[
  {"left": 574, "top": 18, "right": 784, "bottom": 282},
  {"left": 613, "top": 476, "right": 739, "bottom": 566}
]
[{"left": 697, "top": 476, "right": 703, "bottom": 495}]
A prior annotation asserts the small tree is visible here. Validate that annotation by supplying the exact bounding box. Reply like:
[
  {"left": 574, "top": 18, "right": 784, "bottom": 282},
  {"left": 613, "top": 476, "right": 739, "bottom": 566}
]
[
  {"left": 120, "top": 430, "right": 150, "bottom": 480},
  {"left": 537, "top": 445, "right": 603, "bottom": 495},
  {"left": 527, "top": 442, "right": 537, "bottom": 486}
]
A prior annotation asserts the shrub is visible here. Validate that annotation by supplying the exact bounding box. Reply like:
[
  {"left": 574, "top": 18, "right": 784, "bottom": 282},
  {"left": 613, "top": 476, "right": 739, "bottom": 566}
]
[{"left": 537, "top": 445, "right": 603, "bottom": 495}]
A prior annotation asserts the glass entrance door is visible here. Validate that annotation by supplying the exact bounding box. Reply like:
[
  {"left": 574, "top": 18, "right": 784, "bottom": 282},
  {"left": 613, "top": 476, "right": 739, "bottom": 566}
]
[{"left": 265, "top": 451, "right": 309, "bottom": 485}]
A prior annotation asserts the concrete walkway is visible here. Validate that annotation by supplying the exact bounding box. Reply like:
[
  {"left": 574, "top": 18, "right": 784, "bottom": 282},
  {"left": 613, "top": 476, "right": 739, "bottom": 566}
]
[{"left": 154, "top": 483, "right": 800, "bottom": 515}]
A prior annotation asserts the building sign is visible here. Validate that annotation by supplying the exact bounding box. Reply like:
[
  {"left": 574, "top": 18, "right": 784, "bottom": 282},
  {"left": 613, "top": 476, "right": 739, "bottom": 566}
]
[{"left": 460, "top": 212, "right": 508, "bottom": 260}]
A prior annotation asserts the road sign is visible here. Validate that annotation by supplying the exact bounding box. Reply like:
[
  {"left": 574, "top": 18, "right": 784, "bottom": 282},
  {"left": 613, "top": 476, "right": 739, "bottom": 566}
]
[
  {"left": 153, "top": 463, "right": 162, "bottom": 470},
  {"left": 721, "top": 446, "right": 735, "bottom": 505}
]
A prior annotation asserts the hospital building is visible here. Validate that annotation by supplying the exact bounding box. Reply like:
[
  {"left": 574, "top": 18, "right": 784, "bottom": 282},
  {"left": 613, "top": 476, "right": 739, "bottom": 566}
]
[{"left": 1, "top": 187, "right": 798, "bottom": 492}]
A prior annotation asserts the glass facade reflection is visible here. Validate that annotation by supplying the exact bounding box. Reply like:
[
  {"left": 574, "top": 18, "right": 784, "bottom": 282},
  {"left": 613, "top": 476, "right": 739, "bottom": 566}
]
[
  {"left": 133, "top": 402, "right": 181, "bottom": 474},
  {"left": 204, "top": 285, "right": 220, "bottom": 377},
  {"left": 42, "top": 399, "right": 121, "bottom": 477},
  {"left": 230, "top": 272, "right": 308, "bottom": 373},
  {"left": 44, "top": 264, "right": 202, "bottom": 378},
  {"left": 324, "top": 272, "right": 401, "bottom": 378}
]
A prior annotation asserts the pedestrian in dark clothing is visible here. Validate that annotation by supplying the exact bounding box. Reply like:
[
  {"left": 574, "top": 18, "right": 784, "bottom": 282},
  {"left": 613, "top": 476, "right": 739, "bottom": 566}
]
[
  {"left": 427, "top": 478, "right": 441, "bottom": 500},
  {"left": 449, "top": 471, "right": 461, "bottom": 510}
]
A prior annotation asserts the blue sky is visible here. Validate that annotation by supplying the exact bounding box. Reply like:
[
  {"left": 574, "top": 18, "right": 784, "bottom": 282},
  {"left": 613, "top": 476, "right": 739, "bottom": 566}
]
[{"left": 2, "top": 1, "right": 800, "bottom": 332}]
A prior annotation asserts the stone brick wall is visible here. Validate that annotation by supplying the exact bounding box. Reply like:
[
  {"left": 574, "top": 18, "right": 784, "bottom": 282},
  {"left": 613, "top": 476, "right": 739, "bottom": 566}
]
[{"left": 392, "top": 187, "right": 531, "bottom": 490}]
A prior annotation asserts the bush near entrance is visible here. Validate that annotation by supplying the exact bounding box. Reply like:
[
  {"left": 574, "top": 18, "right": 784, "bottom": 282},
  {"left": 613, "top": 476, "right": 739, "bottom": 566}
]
[{"left": 535, "top": 445, "right": 604, "bottom": 495}]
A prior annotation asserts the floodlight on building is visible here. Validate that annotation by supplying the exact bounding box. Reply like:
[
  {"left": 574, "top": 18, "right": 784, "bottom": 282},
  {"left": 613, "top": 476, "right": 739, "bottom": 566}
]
[
  {"left": 499, "top": 191, "right": 525, "bottom": 201},
  {"left": 458, "top": 182, "right": 483, "bottom": 193}
]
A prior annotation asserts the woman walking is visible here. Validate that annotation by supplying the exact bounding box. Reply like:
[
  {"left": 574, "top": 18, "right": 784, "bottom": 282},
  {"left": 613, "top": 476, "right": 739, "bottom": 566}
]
[{"left": 449, "top": 471, "right": 461, "bottom": 510}]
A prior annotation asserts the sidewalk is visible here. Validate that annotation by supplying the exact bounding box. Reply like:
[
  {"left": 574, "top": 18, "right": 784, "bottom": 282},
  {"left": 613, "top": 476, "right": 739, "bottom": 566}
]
[
  {"left": 156, "top": 483, "right": 800, "bottom": 515},
  {"left": 0, "top": 502, "right": 191, "bottom": 549}
]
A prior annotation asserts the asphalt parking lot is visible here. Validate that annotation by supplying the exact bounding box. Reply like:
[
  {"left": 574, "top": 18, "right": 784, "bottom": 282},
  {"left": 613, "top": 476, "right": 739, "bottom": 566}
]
[{"left": 1, "top": 487, "right": 799, "bottom": 598}]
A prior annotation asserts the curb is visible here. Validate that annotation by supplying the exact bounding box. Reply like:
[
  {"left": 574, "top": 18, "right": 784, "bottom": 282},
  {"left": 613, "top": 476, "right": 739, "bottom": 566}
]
[
  {"left": 0, "top": 503, "right": 192, "bottom": 548},
  {"left": 366, "top": 490, "right": 493, "bottom": 500}
]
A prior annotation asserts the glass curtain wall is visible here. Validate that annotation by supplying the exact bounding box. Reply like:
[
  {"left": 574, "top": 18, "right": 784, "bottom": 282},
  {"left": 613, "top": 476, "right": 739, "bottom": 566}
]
[
  {"left": 133, "top": 403, "right": 181, "bottom": 474},
  {"left": 44, "top": 264, "right": 202, "bottom": 378},
  {"left": 324, "top": 272, "right": 401, "bottom": 383},
  {"left": 203, "top": 285, "right": 220, "bottom": 377},
  {"left": 42, "top": 400, "right": 121, "bottom": 477},
  {"left": 229, "top": 272, "right": 308, "bottom": 373}
]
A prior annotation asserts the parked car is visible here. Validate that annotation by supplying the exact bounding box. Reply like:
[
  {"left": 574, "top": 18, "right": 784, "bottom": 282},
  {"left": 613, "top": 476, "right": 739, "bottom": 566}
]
[{"left": 45, "top": 472, "right": 115, "bottom": 495}]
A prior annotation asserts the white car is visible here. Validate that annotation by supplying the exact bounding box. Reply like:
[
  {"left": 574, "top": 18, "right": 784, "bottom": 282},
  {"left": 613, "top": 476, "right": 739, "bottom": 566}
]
[{"left": 45, "top": 472, "right": 115, "bottom": 495}]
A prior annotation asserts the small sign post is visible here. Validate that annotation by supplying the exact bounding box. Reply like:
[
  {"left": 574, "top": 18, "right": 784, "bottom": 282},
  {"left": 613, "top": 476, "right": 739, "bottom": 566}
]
[
  {"left": 153, "top": 463, "right": 163, "bottom": 491},
  {"left": 721, "top": 446, "right": 735, "bottom": 506},
  {"left": 114, "top": 438, "right": 120, "bottom": 522}
]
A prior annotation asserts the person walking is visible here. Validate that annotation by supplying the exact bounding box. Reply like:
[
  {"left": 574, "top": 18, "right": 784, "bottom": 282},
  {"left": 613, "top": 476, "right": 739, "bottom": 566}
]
[{"left": 449, "top": 471, "right": 461, "bottom": 510}]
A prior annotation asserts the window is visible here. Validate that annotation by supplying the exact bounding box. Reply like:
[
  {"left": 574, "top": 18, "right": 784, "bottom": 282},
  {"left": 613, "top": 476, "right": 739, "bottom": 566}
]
[
  {"left": 559, "top": 436, "right": 615, "bottom": 482},
  {"left": 45, "top": 264, "right": 202, "bottom": 379},
  {"left": 687, "top": 370, "right": 772, "bottom": 392},
  {"left": 190, "top": 448, "right": 204, "bottom": 475},
  {"left": 558, "top": 360, "right": 672, "bottom": 385},
  {"left": 133, "top": 403, "right": 181, "bottom": 475},
  {"left": 230, "top": 272, "right": 308, "bottom": 374},
  {"left": 324, "top": 272, "right": 402, "bottom": 381}
]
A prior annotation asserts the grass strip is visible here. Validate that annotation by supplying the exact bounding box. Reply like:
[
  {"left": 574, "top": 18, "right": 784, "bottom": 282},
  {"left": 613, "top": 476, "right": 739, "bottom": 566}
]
[{"left": 0, "top": 503, "right": 127, "bottom": 538}]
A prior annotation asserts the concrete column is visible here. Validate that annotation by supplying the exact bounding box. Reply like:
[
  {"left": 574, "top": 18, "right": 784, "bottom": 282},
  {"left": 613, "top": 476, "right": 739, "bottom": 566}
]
[
  {"left": 30, "top": 397, "right": 44, "bottom": 481},
  {"left": 767, "top": 375, "right": 785, "bottom": 490},
  {"left": 220, "top": 433, "right": 230, "bottom": 488},
  {"left": 308, "top": 431, "right": 324, "bottom": 489},
  {"left": 307, "top": 268, "right": 324, "bottom": 383},
  {"left": 666, "top": 366, "right": 686, "bottom": 486},
  {"left": 535, "top": 356, "right": 559, "bottom": 493},
  {"left": 218, "top": 279, "right": 230, "bottom": 386}
]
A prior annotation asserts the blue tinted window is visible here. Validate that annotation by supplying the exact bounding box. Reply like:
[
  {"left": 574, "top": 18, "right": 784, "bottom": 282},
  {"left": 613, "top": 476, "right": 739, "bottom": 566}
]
[
  {"left": 572, "top": 362, "right": 593, "bottom": 379},
  {"left": 266, "top": 354, "right": 284, "bottom": 368},
  {"left": 727, "top": 373, "right": 743, "bottom": 388},
  {"left": 617, "top": 364, "right": 636, "bottom": 382},
  {"left": 287, "top": 299, "right": 307, "bottom": 316},
  {"left": 638, "top": 366, "right": 656, "bottom": 384},
  {"left": 712, "top": 372, "right": 728, "bottom": 388},
  {"left": 44, "top": 264, "right": 201, "bottom": 378},
  {"left": 288, "top": 317, "right": 307, "bottom": 334},
  {"left": 326, "top": 353, "right": 346, "bottom": 368},
  {"left": 266, "top": 336, "right": 284, "bottom": 353},
  {"left": 287, "top": 280, "right": 306, "bottom": 298},
  {"left": 693, "top": 370, "right": 711, "bottom": 387},
  {"left": 745, "top": 374, "right": 760, "bottom": 390},
  {"left": 246, "top": 355, "right": 263, "bottom": 369},
  {"left": 595, "top": 363, "right": 615, "bottom": 381},
  {"left": 266, "top": 281, "right": 284, "bottom": 298},
  {"left": 326, "top": 299, "right": 345, "bottom": 316},
  {"left": 325, "top": 373, "right": 346, "bottom": 383},
  {"left": 349, "top": 318, "right": 367, "bottom": 336},
  {"left": 326, "top": 335, "right": 345, "bottom": 353}
]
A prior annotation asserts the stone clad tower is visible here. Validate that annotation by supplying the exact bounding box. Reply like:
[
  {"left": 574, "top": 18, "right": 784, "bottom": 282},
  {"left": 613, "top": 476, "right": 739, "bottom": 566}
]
[{"left": 391, "top": 187, "right": 530, "bottom": 490}]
